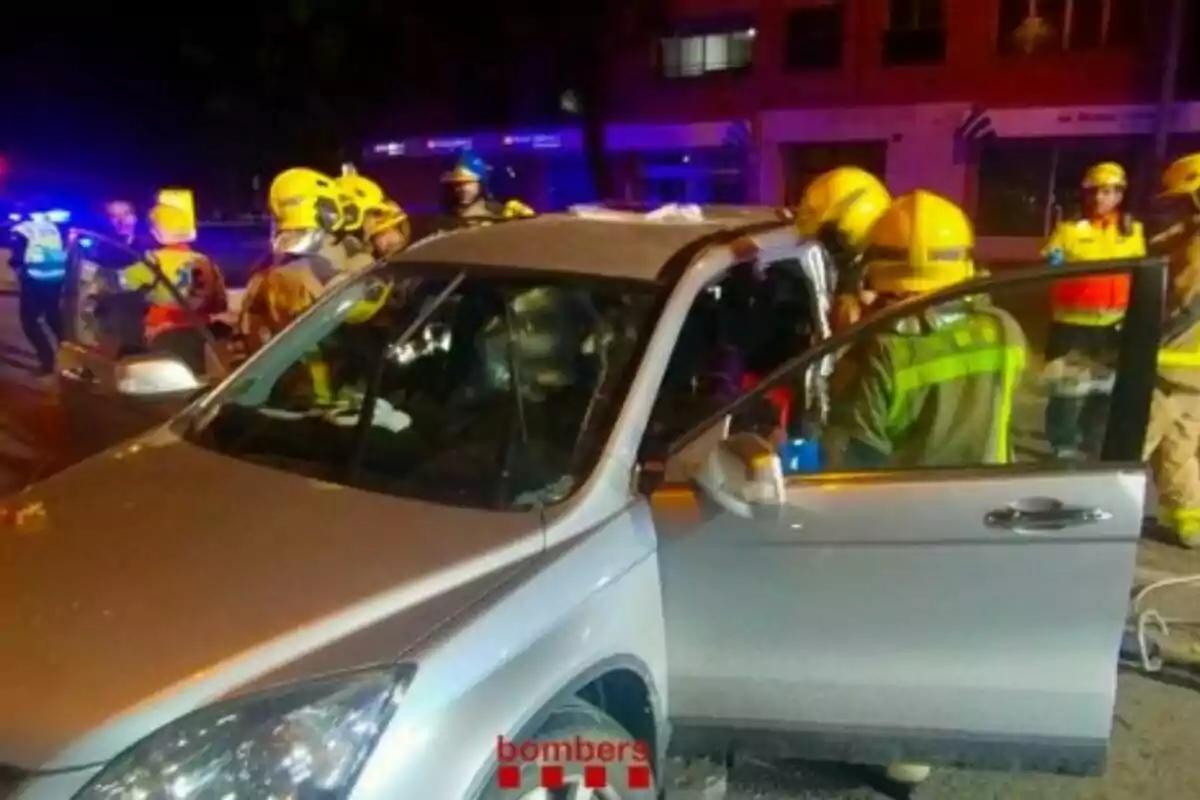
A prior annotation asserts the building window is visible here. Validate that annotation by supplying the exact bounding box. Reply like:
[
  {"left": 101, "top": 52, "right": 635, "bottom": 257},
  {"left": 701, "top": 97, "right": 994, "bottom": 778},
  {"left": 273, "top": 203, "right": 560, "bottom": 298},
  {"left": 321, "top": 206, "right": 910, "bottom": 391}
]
[
  {"left": 785, "top": 2, "right": 844, "bottom": 71},
  {"left": 975, "top": 136, "right": 1145, "bottom": 237},
  {"left": 999, "top": 0, "right": 1142, "bottom": 55},
  {"left": 781, "top": 142, "right": 888, "bottom": 207},
  {"left": 883, "top": 0, "right": 946, "bottom": 65},
  {"left": 661, "top": 28, "right": 756, "bottom": 78}
]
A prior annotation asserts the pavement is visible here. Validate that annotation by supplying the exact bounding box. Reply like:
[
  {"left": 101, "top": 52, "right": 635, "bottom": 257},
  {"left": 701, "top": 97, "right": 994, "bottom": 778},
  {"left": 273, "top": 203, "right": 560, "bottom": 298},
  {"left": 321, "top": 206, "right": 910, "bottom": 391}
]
[{"left": 5, "top": 292, "right": 1200, "bottom": 799}]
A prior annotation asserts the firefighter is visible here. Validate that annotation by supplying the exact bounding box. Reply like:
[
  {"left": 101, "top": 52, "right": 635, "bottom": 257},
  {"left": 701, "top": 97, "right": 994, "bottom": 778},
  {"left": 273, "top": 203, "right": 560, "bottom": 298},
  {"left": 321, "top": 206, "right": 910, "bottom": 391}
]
[
  {"left": 238, "top": 167, "right": 363, "bottom": 401},
  {"left": 8, "top": 210, "right": 68, "bottom": 375},
  {"left": 818, "top": 192, "right": 1029, "bottom": 787},
  {"left": 767, "top": 167, "right": 893, "bottom": 472},
  {"left": 363, "top": 200, "right": 411, "bottom": 258},
  {"left": 821, "top": 192, "right": 1028, "bottom": 784},
  {"left": 824, "top": 190, "right": 1027, "bottom": 470},
  {"left": 434, "top": 149, "right": 534, "bottom": 233},
  {"left": 1042, "top": 161, "right": 1146, "bottom": 459},
  {"left": 238, "top": 167, "right": 352, "bottom": 354},
  {"left": 1144, "top": 153, "right": 1200, "bottom": 548},
  {"left": 794, "top": 166, "right": 892, "bottom": 333},
  {"left": 120, "top": 202, "right": 226, "bottom": 373},
  {"left": 336, "top": 164, "right": 389, "bottom": 272}
]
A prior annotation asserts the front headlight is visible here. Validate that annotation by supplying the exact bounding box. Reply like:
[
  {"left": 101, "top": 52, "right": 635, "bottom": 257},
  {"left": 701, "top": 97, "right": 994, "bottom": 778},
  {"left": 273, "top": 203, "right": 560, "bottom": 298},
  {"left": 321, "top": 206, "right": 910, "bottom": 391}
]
[{"left": 76, "top": 666, "right": 412, "bottom": 800}]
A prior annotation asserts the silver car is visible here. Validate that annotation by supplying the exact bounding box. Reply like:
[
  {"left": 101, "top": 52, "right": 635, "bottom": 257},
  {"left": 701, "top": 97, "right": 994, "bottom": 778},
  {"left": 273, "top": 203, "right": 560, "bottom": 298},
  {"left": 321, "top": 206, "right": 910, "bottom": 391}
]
[{"left": 0, "top": 207, "right": 1163, "bottom": 799}]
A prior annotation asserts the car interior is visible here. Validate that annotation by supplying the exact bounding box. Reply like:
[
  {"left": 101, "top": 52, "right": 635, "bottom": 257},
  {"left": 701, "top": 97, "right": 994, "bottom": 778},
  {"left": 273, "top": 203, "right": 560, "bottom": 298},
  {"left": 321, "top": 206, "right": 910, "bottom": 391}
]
[
  {"left": 645, "top": 258, "right": 821, "bottom": 453},
  {"left": 194, "top": 276, "right": 653, "bottom": 510}
]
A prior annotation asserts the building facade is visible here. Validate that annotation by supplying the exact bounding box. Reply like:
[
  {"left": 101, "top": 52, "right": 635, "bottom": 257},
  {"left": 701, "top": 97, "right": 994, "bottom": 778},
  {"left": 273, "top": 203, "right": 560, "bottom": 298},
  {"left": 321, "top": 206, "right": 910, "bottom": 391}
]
[{"left": 366, "top": 0, "right": 1197, "bottom": 258}]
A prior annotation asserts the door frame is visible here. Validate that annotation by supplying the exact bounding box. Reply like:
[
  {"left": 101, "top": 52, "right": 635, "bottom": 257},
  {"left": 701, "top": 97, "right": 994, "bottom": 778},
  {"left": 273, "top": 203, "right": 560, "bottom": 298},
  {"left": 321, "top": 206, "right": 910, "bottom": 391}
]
[{"left": 667, "top": 257, "right": 1166, "bottom": 468}]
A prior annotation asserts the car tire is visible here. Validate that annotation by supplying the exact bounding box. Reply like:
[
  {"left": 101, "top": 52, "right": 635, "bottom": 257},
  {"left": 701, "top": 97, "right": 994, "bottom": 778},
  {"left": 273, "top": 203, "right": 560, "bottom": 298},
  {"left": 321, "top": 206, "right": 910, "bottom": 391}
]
[{"left": 486, "top": 696, "right": 657, "bottom": 799}]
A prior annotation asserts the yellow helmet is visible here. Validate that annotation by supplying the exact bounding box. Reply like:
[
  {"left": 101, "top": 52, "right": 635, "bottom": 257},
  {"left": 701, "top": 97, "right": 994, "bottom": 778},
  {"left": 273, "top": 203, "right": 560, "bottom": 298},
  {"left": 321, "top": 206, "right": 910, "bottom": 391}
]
[
  {"left": 1082, "top": 161, "right": 1127, "bottom": 190},
  {"left": 795, "top": 167, "right": 891, "bottom": 252},
  {"left": 862, "top": 190, "right": 975, "bottom": 295},
  {"left": 337, "top": 164, "right": 387, "bottom": 232},
  {"left": 363, "top": 200, "right": 410, "bottom": 239},
  {"left": 268, "top": 167, "right": 344, "bottom": 232},
  {"left": 1160, "top": 153, "right": 1200, "bottom": 198},
  {"left": 148, "top": 203, "right": 196, "bottom": 246}
]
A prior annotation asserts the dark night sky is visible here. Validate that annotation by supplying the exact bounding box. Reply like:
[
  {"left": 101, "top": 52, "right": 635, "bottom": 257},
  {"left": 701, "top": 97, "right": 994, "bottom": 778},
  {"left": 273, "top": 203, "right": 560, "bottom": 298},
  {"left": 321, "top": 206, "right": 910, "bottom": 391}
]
[
  {"left": 0, "top": 0, "right": 1197, "bottom": 212},
  {"left": 0, "top": 0, "right": 625, "bottom": 209}
]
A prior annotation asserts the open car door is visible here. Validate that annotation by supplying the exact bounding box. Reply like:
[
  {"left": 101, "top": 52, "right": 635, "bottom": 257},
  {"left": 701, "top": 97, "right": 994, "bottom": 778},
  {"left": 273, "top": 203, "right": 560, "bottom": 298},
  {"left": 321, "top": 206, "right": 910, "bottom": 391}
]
[
  {"left": 56, "top": 230, "right": 232, "bottom": 461},
  {"left": 649, "top": 258, "right": 1163, "bottom": 775}
]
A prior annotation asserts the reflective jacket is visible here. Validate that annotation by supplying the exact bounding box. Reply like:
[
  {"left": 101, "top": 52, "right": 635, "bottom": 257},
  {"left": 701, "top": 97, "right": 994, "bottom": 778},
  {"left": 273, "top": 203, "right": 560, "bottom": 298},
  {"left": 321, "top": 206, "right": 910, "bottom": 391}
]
[
  {"left": 824, "top": 303, "right": 1028, "bottom": 468},
  {"left": 237, "top": 238, "right": 364, "bottom": 352},
  {"left": 1158, "top": 231, "right": 1200, "bottom": 393},
  {"left": 122, "top": 246, "right": 226, "bottom": 338},
  {"left": 1043, "top": 215, "right": 1146, "bottom": 326},
  {"left": 434, "top": 198, "right": 534, "bottom": 233},
  {"left": 11, "top": 219, "right": 67, "bottom": 281}
]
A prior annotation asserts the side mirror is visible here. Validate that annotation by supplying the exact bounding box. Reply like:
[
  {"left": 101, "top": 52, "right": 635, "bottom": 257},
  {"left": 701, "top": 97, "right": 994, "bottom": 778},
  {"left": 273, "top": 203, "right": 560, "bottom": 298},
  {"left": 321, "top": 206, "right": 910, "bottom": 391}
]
[
  {"left": 115, "top": 354, "right": 204, "bottom": 398},
  {"left": 692, "top": 431, "right": 786, "bottom": 520},
  {"left": 634, "top": 416, "right": 732, "bottom": 496}
]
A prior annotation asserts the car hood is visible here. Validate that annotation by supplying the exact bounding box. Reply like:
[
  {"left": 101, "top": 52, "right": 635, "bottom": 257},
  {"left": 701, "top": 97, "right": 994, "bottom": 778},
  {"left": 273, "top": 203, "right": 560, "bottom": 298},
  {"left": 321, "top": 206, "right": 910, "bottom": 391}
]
[{"left": 0, "top": 433, "right": 543, "bottom": 770}]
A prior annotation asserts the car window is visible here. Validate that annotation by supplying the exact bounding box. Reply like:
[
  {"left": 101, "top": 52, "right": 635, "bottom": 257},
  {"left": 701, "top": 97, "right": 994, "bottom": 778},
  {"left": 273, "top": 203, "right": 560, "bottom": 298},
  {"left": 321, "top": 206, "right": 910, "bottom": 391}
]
[
  {"left": 710, "top": 267, "right": 1141, "bottom": 473},
  {"left": 643, "top": 259, "right": 821, "bottom": 451},
  {"left": 184, "top": 263, "right": 659, "bottom": 510}
]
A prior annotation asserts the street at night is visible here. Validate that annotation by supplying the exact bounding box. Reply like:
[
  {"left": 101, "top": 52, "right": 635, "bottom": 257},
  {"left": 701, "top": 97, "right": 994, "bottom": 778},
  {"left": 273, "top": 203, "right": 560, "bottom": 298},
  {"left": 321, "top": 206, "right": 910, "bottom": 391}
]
[
  {"left": 9, "top": 1, "right": 1200, "bottom": 798},
  {"left": 4, "top": 289, "right": 1200, "bottom": 799}
]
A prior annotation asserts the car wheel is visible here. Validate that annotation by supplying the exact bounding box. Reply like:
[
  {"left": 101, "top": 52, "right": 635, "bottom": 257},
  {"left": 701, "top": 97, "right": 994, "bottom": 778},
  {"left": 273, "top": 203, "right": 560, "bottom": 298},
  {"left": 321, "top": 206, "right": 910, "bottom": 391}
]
[{"left": 487, "top": 696, "right": 657, "bottom": 799}]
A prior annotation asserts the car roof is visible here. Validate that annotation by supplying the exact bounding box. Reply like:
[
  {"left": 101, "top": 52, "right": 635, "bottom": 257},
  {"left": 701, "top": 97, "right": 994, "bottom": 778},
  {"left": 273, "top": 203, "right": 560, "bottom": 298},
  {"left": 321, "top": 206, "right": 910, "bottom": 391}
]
[{"left": 394, "top": 207, "right": 791, "bottom": 282}]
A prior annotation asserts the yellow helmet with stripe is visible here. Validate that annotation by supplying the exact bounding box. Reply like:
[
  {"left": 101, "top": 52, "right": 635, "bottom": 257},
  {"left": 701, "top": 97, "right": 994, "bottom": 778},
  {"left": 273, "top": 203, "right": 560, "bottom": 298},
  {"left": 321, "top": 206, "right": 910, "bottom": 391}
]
[
  {"left": 363, "top": 200, "right": 410, "bottom": 239},
  {"left": 862, "top": 190, "right": 975, "bottom": 295},
  {"left": 1082, "top": 162, "right": 1127, "bottom": 190},
  {"left": 338, "top": 164, "right": 387, "bottom": 232},
  {"left": 1161, "top": 153, "right": 1200, "bottom": 199},
  {"left": 795, "top": 167, "right": 891, "bottom": 253},
  {"left": 268, "top": 168, "right": 344, "bottom": 233}
]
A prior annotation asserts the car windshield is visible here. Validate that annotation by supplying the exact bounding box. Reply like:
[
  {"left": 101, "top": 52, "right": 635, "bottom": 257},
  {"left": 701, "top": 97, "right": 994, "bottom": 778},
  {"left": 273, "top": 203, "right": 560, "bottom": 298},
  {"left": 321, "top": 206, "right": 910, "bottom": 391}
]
[{"left": 182, "top": 262, "right": 660, "bottom": 510}]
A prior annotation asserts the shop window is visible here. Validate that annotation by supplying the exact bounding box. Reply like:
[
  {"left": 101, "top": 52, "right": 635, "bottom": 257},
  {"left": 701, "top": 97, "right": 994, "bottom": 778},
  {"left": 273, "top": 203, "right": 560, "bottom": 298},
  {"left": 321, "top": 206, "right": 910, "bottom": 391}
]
[
  {"left": 661, "top": 28, "right": 756, "bottom": 78},
  {"left": 784, "top": 2, "right": 844, "bottom": 71},
  {"left": 975, "top": 136, "right": 1146, "bottom": 237},
  {"left": 781, "top": 142, "right": 888, "bottom": 208},
  {"left": 883, "top": 0, "right": 946, "bottom": 65},
  {"left": 999, "top": 0, "right": 1142, "bottom": 55}
]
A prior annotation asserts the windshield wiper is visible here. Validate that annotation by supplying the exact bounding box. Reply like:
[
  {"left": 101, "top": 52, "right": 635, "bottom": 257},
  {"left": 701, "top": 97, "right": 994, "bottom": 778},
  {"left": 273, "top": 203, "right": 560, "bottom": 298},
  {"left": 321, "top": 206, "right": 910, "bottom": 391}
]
[{"left": 344, "top": 271, "right": 467, "bottom": 482}]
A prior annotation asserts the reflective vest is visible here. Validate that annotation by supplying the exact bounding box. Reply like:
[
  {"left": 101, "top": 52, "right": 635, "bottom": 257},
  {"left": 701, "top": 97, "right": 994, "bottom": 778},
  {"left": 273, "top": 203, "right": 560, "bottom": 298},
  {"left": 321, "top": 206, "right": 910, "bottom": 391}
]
[
  {"left": 436, "top": 198, "right": 535, "bottom": 232},
  {"left": 828, "top": 306, "right": 1028, "bottom": 468},
  {"left": 12, "top": 219, "right": 66, "bottom": 281},
  {"left": 121, "top": 247, "right": 203, "bottom": 306},
  {"left": 1043, "top": 216, "right": 1146, "bottom": 326}
]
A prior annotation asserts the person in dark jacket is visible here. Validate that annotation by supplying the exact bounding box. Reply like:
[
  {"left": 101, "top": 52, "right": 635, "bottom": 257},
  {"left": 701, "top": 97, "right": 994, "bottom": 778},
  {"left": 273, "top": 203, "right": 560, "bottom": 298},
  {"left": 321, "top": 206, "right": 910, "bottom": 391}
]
[{"left": 434, "top": 150, "right": 534, "bottom": 233}]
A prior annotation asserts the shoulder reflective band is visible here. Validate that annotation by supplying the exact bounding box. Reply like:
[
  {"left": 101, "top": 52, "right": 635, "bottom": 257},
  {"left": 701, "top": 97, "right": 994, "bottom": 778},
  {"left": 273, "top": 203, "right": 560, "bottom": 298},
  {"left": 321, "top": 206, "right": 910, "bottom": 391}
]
[{"left": 886, "top": 316, "right": 1026, "bottom": 462}]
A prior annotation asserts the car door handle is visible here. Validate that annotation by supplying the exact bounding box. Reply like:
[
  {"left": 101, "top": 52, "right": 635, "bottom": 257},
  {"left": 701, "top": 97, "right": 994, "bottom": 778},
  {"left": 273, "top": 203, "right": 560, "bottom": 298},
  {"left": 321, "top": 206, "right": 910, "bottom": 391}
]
[{"left": 984, "top": 505, "right": 1113, "bottom": 532}]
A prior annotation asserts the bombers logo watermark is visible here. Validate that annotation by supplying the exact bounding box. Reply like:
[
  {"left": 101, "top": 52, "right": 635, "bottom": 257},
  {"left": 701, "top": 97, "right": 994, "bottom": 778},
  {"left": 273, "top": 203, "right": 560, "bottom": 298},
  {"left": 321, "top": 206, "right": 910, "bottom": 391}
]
[{"left": 495, "top": 735, "right": 652, "bottom": 790}]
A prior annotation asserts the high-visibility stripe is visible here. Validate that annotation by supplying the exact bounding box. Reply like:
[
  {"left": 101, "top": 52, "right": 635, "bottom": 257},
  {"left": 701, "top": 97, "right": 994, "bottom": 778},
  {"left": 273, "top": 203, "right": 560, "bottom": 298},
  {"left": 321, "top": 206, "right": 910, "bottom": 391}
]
[
  {"left": 1159, "top": 347, "right": 1200, "bottom": 367},
  {"left": 1053, "top": 310, "right": 1124, "bottom": 326},
  {"left": 886, "top": 317, "right": 1026, "bottom": 464}
]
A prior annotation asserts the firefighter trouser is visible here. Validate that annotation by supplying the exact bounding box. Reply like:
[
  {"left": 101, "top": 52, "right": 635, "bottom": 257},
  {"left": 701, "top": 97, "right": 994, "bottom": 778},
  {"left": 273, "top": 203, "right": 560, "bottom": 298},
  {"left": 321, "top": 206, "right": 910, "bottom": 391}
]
[
  {"left": 1143, "top": 387, "right": 1200, "bottom": 543},
  {"left": 1044, "top": 321, "right": 1120, "bottom": 455}
]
